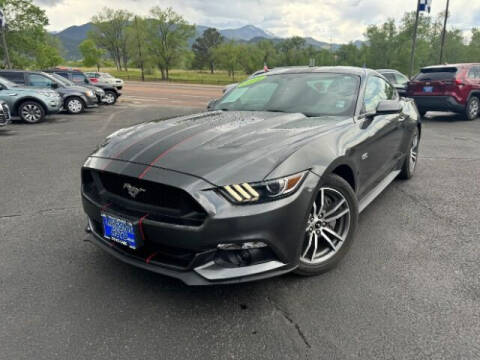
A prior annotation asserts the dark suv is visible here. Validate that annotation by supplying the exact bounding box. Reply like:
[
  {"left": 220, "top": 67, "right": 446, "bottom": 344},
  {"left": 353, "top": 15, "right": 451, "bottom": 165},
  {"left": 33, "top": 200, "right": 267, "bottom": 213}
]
[
  {"left": 44, "top": 68, "right": 121, "bottom": 105},
  {"left": 0, "top": 70, "right": 98, "bottom": 114},
  {"left": 377, "top": 69, "right": 409, "bottom": 96},
  {"left": 407, "top": 63, "right": 480, "bottom": 120}
]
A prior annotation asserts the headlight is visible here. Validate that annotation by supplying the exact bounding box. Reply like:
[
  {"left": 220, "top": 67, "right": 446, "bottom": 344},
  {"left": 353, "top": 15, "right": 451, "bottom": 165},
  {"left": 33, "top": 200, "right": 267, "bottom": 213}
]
[
  {"left": 219, "top": 171, "right": 306, "bottom": 204},
  {"left": 86, "top": 90, "right": 94, "bottom": 97}
]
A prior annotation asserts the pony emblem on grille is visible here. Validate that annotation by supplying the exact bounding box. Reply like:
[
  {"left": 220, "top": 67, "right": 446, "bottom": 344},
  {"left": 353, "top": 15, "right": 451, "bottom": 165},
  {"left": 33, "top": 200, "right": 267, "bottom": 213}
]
[{"left": 123, "top": 183, "right": 146, "bottom": 199}]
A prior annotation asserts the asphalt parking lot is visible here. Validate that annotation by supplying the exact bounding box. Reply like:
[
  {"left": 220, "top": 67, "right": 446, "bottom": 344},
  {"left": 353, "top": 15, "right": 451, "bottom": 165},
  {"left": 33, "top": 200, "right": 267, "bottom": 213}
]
[{"left": 1, "top": 97, "right": 479, "bottom": 359}]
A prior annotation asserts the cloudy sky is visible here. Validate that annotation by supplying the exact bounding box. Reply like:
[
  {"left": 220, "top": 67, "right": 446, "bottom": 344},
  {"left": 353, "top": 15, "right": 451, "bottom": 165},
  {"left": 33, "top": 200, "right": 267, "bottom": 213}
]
[{"left": 34, "top": 0, "right": 480, "bottom": 43}]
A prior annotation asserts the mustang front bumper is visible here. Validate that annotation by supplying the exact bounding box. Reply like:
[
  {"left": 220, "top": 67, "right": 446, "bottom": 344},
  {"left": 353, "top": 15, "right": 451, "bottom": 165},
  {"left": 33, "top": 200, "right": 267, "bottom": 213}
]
[{"left": 81, "top": 158, "right": 319, "bottom": 285}]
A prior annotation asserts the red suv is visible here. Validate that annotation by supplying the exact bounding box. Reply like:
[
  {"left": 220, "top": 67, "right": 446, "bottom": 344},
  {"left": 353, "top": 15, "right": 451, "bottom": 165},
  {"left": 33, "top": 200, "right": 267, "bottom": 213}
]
[{"left": 407, "top": 63, "right": 480, "bottom": 120}]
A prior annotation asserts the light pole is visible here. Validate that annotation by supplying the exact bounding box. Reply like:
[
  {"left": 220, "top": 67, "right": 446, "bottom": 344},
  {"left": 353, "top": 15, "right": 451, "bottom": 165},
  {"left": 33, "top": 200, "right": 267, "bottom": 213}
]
[
  {"left": 439, "top": 0, "right": 450, "bottom": 63},
  {"left": 409, "top": 0, "right": 421, "bottom": 77}
]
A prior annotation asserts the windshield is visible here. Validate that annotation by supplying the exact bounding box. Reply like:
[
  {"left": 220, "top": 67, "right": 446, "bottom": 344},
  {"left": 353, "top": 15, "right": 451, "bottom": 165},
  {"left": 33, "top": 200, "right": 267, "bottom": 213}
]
[
  {"left": 51, "top": 73, "right": 74, "bottom": 86},
  {"left": 214, "top": 73, "right": 360, "bottom": 117},
  {"left": 0, "top": 76, "right": 18, "bottom": 88}
]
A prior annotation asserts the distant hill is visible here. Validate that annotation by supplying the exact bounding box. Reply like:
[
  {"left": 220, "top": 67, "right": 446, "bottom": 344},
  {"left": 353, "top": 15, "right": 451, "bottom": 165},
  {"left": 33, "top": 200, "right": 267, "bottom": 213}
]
[
  {"left": 220, "top": 25, "right": 273, "bottom": 41},
  {"left": 53, "top": 22, "right": 361, "bottom": 60},
  {"left": 55, "top": 23, "right": 93, "bottom": 59}
]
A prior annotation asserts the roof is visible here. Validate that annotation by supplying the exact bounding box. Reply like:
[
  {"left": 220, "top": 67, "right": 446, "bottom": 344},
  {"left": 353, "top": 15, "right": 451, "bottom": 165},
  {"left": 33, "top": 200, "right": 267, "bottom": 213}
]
[
  {"left": 421, "top": 63, "right": 480, "bottom": 70},
  {"left": 376, "top": 69, "right": 402, "bottom": 73},
  {"left": 264, "top": 66, "right": 370, "bottom": 77}
]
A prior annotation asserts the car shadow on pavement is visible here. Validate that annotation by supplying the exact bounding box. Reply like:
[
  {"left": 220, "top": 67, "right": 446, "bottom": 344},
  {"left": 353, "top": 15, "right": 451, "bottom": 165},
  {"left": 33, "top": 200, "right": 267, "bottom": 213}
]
[{"left": 423, "top": 112, "right": 469, "bottom": 122}]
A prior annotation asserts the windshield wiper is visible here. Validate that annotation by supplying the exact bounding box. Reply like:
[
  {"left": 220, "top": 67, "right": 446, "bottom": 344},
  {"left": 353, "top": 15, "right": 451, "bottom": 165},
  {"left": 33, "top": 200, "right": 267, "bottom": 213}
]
[{"left": 265, "top": 109, "right": 311, "bottom": 117}]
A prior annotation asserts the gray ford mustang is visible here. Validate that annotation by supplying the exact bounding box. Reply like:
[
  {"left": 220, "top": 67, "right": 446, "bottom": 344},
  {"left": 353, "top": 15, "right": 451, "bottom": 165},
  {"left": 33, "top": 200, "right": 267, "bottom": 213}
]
[{"left": 82, "top": 66, "right": 421, "bottom": 285}]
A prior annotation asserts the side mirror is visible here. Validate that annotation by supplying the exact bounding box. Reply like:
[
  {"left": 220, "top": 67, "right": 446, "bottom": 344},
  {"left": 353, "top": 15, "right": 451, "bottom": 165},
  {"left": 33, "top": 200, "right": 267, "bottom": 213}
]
[
  {"left": 51, "top": 83, "right": 59, "bottom": 89},
  {"left": 207, "top": 99, "right": 217, "bottom": 110},
  {"left": 376, "top": 100, "right": 402, "bottom": 115},
  {"left": 84, "top": 78, "right": 89, "bottom": 84}
]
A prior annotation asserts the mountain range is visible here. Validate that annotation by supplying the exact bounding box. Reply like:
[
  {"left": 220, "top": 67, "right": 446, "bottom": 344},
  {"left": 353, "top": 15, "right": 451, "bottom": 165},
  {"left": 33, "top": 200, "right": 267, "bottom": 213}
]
[{"left": 54, "top": 23, "right": 346, "bottom": 60}]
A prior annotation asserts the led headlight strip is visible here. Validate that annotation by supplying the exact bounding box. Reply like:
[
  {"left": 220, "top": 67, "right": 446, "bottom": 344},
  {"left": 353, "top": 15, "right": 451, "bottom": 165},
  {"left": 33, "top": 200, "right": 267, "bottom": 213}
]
[
  {"left": 224, "top": 183, "right": 259, "bottom": 202},
  {"left": 221, "top": 172, "right": 306, "bottom": 204}
]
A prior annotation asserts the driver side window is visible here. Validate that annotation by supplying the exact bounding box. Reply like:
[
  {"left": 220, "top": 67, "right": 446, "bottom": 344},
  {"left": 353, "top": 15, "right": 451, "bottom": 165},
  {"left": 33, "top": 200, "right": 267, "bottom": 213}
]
[
  {"left": 27, "top": 74, "right": 54, "bottom": 88},
  {"left": 363, "top": 77, "right": 395, "bottom": 113}
]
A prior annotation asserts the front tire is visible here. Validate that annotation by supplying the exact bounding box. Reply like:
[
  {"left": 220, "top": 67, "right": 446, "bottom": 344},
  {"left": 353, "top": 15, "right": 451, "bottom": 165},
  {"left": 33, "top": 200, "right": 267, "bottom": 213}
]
[
  {"left": 103, "top": 91, "right": 117, "bottom": 105},
  {"left": 65, "top": 97, "right": 85, "bottom": 114},
  {"left": 398, "top": 128, "right": 419, "bottom": 180},
  {"left": 295, "top": 174, "right": 358, "bottom": 276},
  {"left": 465, "top": 96, "right": 479, "bottom": 121},
  {"left": 19, "top": 101, "right": 45, "bottom": 123}
]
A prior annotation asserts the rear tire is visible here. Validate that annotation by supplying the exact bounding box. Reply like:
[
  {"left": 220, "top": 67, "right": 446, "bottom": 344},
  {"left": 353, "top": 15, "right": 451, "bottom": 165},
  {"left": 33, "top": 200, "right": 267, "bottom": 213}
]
[
  {"left": 104, "top": 91, "right": 117, "bottom": 105},
  {"left": 398, "top": 128, "right": 419, "bottom": 180},
  {"left": 465, "top": 96, "right": 479, "bottom": 121},
  {"left": 295, "top": 174, "right": 358, "bottom": 276},
  {"left": 65, "top": 97, "right": 85, "bottom": 114},
  {"left": 19, "top": 101, "right": 45, "bottom": 124}
]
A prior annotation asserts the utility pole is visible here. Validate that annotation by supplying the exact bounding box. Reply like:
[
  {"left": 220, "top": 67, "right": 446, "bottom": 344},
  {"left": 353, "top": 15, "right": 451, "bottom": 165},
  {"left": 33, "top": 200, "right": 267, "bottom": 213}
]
[
  {"left": 409, "top": 0, "right": 421, "bottom": 77},
  {"left": 439, "top": 0, "right": 450, "bottom": 64}
]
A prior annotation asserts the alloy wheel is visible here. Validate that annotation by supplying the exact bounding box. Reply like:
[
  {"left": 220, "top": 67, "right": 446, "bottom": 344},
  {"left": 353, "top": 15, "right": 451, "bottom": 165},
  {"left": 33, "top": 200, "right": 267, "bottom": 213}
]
[
  {"left": 104, "top": 93, "right": 115, "bottom": 104},
  {"left": 21, "top": 104, "right": 42, "bottom": 123},
  {"left": 409, "top": 134, "right": 419, "bottom": 173},
  {"left": 468, "top": 98, "right": 479, "bottom": 119},
  {"left": 300, "top": 187, "right": 351, "bottom": 265},
  {"left": 68, "top": 99, "right": 83, "bottom": 113}
]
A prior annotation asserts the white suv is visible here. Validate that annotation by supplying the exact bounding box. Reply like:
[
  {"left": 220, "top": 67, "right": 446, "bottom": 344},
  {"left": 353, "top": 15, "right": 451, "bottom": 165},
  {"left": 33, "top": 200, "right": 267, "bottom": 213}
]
[{"left": 86, "top": 72, "right": 124, "bottom": 90}]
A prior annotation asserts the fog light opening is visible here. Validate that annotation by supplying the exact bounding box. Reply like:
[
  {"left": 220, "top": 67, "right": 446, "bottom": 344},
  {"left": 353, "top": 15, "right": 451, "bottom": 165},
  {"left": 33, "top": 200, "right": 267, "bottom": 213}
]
[{"left": 214, "top": 242, "right": 274, "bottom": 268}]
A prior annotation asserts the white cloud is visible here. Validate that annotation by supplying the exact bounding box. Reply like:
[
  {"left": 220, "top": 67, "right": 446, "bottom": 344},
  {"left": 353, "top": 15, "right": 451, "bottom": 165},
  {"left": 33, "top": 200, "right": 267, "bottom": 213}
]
[{"left": 35, "top": 0, "right": 480, "bottom": 43}]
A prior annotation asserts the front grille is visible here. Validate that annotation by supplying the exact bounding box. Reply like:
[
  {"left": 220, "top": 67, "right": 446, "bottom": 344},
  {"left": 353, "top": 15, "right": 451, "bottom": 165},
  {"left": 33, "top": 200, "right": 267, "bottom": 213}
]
[{"left": 83, "top": 169, "right": 207, "bottom": 226}]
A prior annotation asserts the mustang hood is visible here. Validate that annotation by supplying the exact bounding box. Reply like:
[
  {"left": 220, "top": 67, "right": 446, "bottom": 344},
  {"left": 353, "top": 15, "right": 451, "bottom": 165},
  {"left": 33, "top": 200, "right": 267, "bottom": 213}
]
[{"left": 93, "top": 111, "right": 345, "bottom": 185}]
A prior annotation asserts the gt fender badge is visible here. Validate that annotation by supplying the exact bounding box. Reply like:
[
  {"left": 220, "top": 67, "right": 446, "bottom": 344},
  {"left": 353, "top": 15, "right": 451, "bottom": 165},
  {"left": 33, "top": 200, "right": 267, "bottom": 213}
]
[
  {"left": 361, "top": 152, "right": 369, "bottom": 160},
  {"left": 123, "top": 183, "right": 146, "bottom": 198}
]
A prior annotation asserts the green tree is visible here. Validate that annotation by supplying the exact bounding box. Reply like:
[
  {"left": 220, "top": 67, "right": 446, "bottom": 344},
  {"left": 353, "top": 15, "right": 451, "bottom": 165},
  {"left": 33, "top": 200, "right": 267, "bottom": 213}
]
[
  {"left": 192, "top": 28, "right": 223, "bottom": 73},
  {"left": 147, "top": 7, "right": 195, "bottom": 80},
  {"left": 467, "top": 28, "right": 480, "bottom": 62},
  {"left": 336, "top": 42, "right": 363, "bottom": 67},
  {"left": 0, "top": 0, "right": 62, "bottom": 68},
  {"left": 278, "top": 36, "right": 307, "bottom": 66},
  {"left": 89, "top": 8, "right": 132, "bottom": 71},
  {"left": 255, "top": 39, "right": 278, "bottom": 67},
  {"left": 213, "top": 41, "right": 242, "bottom": 80},
  {"left": 35, "top": 34, "right": 63, "bottom": 68},
  {"left": 238, "top": 43, "right": 264, "bottom": 74},
  {"left": 127, "top": 16, "right": 149, "bottom": 80},
  {"left": 79, "top": 39, "right": 104, "bottom": 70}
]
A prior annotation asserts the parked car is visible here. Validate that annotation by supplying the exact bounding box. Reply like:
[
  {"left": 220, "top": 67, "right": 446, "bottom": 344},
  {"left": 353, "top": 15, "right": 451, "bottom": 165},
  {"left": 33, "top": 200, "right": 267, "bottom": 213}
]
[
  {"left": 376, "top": 69, "right": 410, "bottom": 96},
  {"left": 223, "top": 69, "right": 271, "bottom": 94},
  {"left": 0, "top": 100, "right": 11, "bottom": 128},
  {"left": 49, "top": 72, "right": 105, "bottom": 104},
  {"left": 0, "top": 70, "right": 98, "bottom": 115},
  {"left": 85, "top": 71, "right": 124, "bottom": 90},
  {"left": 44, "top": 68, "right": 121, "bottom": 105},
  {"left": 0, "top": 76, "right": 61, "bottom": 123},
  {"left": 82, "top": 66, "right": 421, "bottom": 285},
  {"left": 407, "top": 63, "right": 480, "bottom": 120}
]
